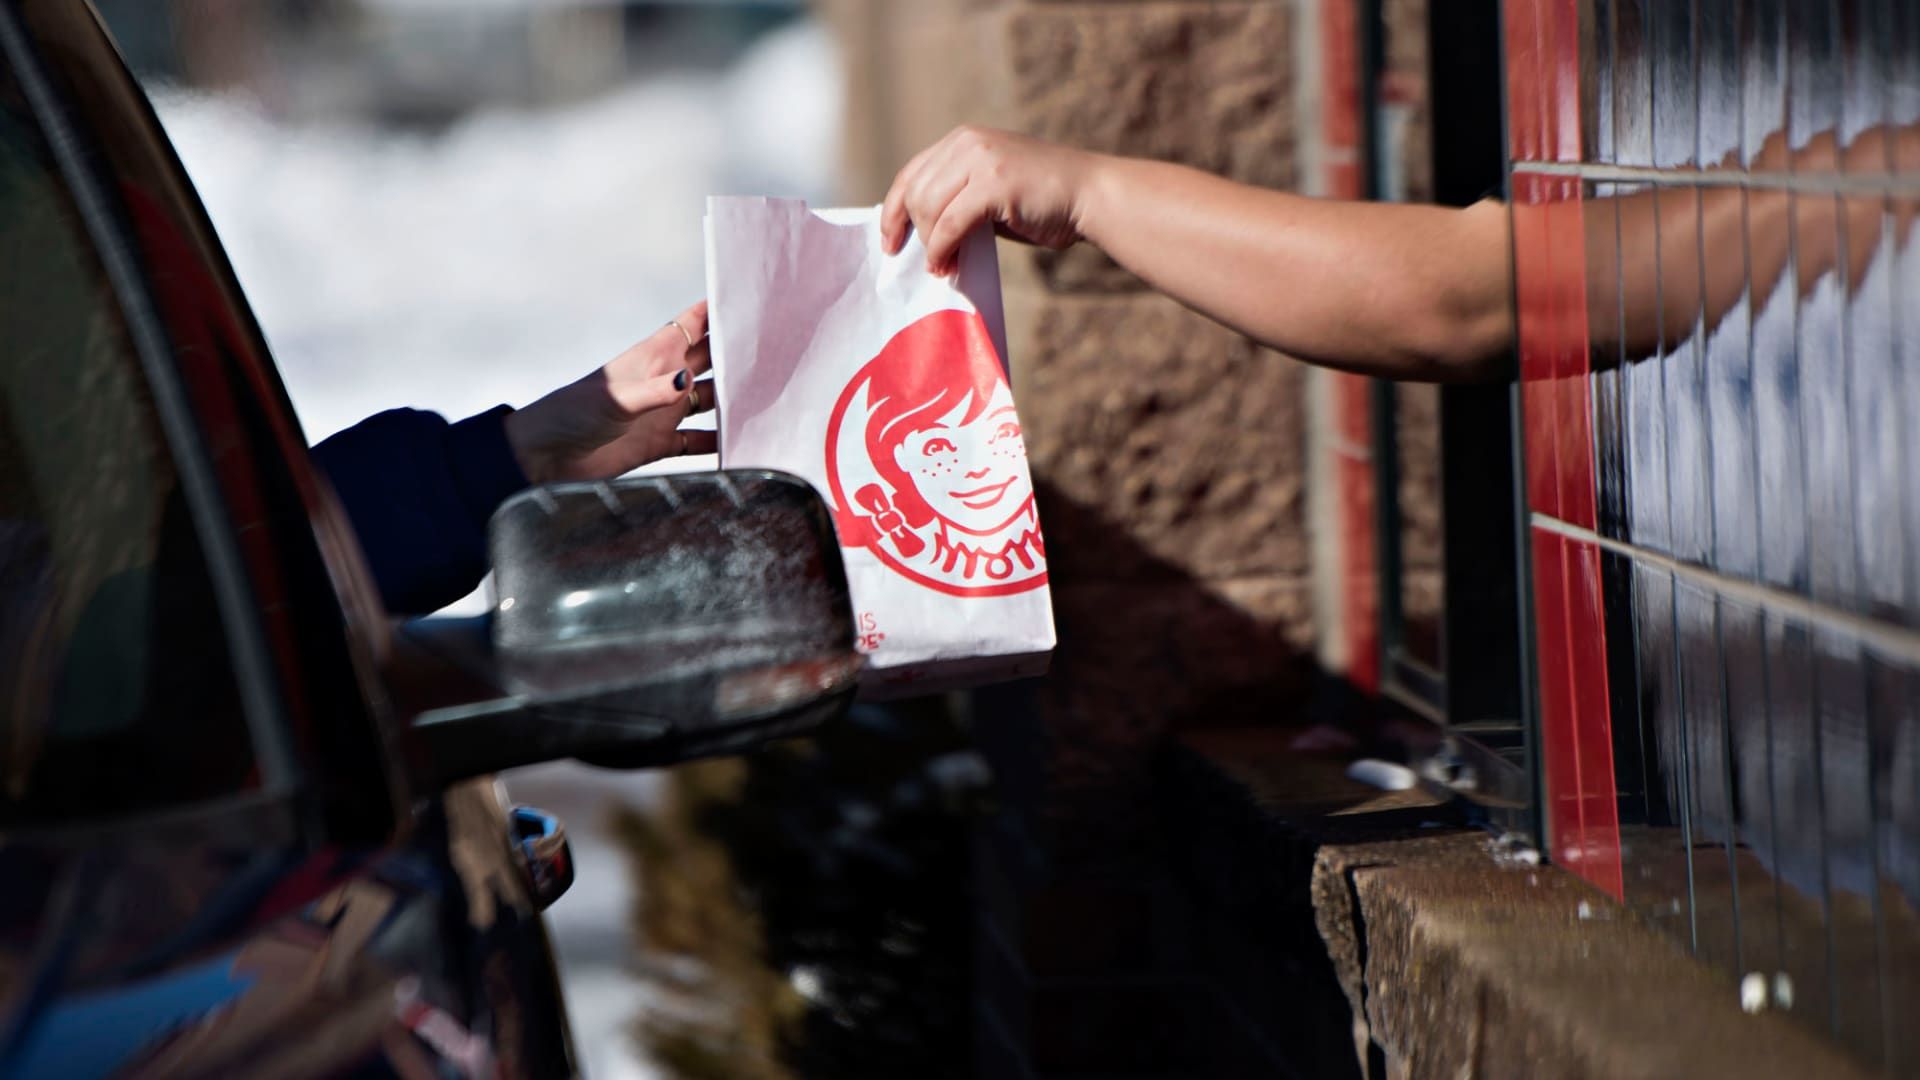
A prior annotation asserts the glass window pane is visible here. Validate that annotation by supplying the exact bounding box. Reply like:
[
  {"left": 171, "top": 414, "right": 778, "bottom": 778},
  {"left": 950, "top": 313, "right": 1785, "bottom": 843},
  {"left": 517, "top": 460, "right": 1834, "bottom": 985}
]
[{"left": 0, "top": 57, "right": 252, "bottom": 823}]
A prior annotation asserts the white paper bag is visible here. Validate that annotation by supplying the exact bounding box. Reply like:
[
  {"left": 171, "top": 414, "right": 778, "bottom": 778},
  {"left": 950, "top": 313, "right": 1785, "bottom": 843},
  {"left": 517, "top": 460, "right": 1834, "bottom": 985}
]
[{"left": 705, "top": 197, "right": 1055, "bottom": 696}]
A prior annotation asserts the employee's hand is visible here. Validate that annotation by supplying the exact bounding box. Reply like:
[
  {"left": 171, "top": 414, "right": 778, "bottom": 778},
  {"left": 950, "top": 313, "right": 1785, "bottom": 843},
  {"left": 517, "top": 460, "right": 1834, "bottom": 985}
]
[
  {"left": 504, "top": 300, "right": 717, "bottom": 485},
  {"left": 882, "top": 125, "right": 1105, "bottom": 276}
]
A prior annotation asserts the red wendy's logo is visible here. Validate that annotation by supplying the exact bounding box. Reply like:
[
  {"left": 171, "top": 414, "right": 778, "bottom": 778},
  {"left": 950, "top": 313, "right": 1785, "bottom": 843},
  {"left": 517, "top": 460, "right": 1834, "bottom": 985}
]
[{"left": 826, "top": 309, "right": 1047, "bottom": 597}]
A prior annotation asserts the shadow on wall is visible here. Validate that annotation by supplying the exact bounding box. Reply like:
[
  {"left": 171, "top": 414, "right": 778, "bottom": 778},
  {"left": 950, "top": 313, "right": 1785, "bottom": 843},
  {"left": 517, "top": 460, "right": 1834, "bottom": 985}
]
[
  {"left": 601, "top": 480, "right": 1400, "bottom": 1079},
  {"left": 975, "top": 478, "right": 1325, "bottom": 868}
]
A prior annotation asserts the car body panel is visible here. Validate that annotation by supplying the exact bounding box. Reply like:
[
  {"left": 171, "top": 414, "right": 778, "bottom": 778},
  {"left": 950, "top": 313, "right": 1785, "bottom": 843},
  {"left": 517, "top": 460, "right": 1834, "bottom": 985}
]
[{"left": 0, "top": 3, "right": 576, "bottom": 1075}]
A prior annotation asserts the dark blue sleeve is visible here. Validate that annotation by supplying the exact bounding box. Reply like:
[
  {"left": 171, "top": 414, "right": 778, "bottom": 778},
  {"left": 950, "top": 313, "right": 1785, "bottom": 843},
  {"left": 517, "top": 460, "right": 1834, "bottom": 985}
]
[{"left": 310, "top": 405, "right": 530, "bottom": 615}]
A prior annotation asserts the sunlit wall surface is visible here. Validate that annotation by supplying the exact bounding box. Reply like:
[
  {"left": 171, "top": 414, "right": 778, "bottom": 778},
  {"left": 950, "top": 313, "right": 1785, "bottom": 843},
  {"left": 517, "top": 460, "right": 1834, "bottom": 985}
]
[{"left": 1508, "top": 0, "right": 1919, "bottom": 1069}]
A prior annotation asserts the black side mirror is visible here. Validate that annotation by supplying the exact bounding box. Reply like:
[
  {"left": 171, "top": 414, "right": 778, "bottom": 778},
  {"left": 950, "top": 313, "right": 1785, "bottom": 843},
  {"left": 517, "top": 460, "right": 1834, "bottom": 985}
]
[{"left": 391, "top": 471, "right": 861, "bottom": 790}]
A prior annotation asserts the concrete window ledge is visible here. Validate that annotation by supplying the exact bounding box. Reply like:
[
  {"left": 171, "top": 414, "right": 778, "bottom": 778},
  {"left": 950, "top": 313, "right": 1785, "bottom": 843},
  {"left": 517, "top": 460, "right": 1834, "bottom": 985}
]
[{"left": 1161, "top": 730, "right": 1868, "bottom": 1080}]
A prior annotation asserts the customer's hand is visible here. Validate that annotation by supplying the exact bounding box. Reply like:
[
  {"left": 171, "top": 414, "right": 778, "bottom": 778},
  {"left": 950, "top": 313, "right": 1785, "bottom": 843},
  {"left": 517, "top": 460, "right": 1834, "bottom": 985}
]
[
  {"left": 504, "top": 300, "right": 717, "bottom": 485},
  {"left": 882, "top": 125, "right": 1104, "bottom": 276}
]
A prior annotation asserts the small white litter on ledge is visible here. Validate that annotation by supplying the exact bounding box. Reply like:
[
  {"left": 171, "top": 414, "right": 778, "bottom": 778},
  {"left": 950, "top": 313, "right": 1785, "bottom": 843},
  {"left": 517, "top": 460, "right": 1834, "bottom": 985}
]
[{"left": 1347, "top": 758, "right": 1418, "bottom": 791}]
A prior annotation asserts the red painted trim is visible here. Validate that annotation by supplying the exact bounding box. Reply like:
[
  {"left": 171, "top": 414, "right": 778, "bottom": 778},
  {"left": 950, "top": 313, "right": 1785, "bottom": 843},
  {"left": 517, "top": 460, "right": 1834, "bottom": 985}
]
[
  {"left": 1321, "top": 0, "right": 1377, "bottom": 693},
  {"left": 1529, "top": 529, "right": 1578, "bottom": 852},
  {"left": 1504, "top": 0, "right": 1543, "bottom": 162},
  {"left": 1549, "top": 181, "right": 1598, "bottom": 530},
  {"left": 1321, "top": 0, "right": 1361, "bottom": 164},
  {"left": 1514, "top": 173, "right": 1557, "bottom": 517},
  {"left": 1337, "top": 441, "right": 1379, "bottom": 693},
  {"left": 1515, "top": 175, "right": 1599, "bottom": 527},
  {"left": 1564, "top": 536, "right": 1622, "bottom": 898},
  {"left": 1530, "top": 529, "right": 1624, "bottom": 899},
  {"left": 1334, "top": 369, "right": 1371, "bottom": 449},
  {"left": 1509, "top": 2, "right": 1621, "bottom": 895},
  {"left": 1534, "top": 0, "right": 1559, "bottom": 162},
  {"left": 1548, "top": 0, "right": 1585, "bottom": 163}
]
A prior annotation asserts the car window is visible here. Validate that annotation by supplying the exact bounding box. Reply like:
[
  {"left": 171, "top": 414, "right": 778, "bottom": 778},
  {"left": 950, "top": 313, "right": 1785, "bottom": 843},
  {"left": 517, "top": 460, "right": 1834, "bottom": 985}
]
[{"left": 0, "top": 60, "right": 253, "bottom": 824}]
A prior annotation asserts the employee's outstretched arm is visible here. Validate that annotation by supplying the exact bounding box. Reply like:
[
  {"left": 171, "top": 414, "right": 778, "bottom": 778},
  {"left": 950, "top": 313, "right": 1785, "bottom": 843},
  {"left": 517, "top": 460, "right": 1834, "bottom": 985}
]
[
  {"left": 882, "top": 127, "right": 1514, "bottom": 381},
  {"left": 884, "top": 125, "right": 1915, "bottom": 382}
]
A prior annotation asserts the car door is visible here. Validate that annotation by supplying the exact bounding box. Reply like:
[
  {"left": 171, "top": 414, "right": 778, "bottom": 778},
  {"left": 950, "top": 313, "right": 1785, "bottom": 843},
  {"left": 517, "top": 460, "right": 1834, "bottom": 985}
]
[{"left": 0, "top": 3, "right": 573, "bottom": 1075}]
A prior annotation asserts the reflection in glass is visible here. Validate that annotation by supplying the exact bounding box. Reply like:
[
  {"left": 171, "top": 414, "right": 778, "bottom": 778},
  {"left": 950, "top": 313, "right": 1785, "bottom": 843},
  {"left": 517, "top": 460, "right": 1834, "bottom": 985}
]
[
  {"left": 1647, "top": 0, "right": 1696, "bottom": 169},
  {"left": 619, "top": 701, "right": 986, "bottom": 1079},
  {"left": 1526, "top": 1, "right": 1920, "bottom": 1066},
  {"left": 0, "top": 65, "right": 252, "bottom": 824},
  {"left": 1675, "top": 584, "right": 1735, "bottom": 970},
  {"left": 1609, "top": 0, "right": 1653, "bottom": 167}
]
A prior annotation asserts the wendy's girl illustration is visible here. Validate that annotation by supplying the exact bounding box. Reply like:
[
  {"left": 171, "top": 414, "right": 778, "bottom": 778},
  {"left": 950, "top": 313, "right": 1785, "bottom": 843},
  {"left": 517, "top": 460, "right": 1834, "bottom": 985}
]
[{"left": 826, "top": 308, "right": 1047, "bottom": 597}]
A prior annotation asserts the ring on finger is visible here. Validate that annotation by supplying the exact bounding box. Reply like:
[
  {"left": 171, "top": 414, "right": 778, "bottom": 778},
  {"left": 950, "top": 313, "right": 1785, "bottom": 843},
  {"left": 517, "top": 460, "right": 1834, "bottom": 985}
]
[
  {"left": 687, "top": 382, "right": 702, "bottom": 413},
  {"left": 679, "top": 430, "right": 690, "bottom": 456},
  {"left": 668, "top": 319, "right": 696, "bottom": 348}
]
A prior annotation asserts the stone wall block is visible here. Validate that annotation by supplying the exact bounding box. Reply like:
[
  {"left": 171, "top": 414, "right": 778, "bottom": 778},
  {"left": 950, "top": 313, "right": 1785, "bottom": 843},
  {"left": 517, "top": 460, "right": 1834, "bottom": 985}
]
[
  {"left": 1006, "top": 287, "right": 1309, "bottom": 585},
  {"left": 1393, "top": 382, "right": 1442, "bottom": 572},
  {"left": 823, "top": 0, "right": 1012, "bottom": 202},
  {"left": 1383, "top": 0, "right": 1432, "bottom": 202},
  {"left": 993, "top": 1, "right": 1296, "bottom": 292},
  {"left": 889, "top": 9, "right": 1010, "bottom": 168}
]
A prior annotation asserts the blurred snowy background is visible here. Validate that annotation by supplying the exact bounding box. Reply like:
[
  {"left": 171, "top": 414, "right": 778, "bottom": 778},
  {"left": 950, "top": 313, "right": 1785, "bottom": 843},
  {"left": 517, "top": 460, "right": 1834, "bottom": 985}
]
[{"left": 97, "top": 2, "right": 843, "bottom": 1076}]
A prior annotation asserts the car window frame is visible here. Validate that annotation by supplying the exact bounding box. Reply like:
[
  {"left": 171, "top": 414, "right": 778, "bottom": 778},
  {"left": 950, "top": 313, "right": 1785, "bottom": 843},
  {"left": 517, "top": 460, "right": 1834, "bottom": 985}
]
[{"left": 0, "top": 3, "right": 304, "bottom": 837}]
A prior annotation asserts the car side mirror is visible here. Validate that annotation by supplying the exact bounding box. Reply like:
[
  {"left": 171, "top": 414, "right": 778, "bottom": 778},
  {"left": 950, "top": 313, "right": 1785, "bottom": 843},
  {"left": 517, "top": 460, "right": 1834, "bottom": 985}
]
[{"left": 391, "top": 471, "right": 862, "bottom": 790}]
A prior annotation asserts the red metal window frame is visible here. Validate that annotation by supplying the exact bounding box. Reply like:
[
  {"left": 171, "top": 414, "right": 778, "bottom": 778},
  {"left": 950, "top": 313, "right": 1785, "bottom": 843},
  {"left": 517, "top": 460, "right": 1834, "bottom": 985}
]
[{"left": 1505, "top": 0, "right": 1623, "bottom": 899}]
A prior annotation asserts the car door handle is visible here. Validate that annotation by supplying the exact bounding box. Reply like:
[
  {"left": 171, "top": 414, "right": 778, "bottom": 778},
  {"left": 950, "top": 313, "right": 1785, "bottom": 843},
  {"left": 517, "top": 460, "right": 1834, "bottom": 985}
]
[{"left": 509, "top": 805, "right": 574, "bottom": 911}]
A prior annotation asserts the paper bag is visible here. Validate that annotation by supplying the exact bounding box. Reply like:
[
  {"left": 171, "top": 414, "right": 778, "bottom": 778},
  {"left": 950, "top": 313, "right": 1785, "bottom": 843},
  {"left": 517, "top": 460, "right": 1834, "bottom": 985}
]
[{"left": 705, "top": 198, "right": 1055, "bottom": 697}]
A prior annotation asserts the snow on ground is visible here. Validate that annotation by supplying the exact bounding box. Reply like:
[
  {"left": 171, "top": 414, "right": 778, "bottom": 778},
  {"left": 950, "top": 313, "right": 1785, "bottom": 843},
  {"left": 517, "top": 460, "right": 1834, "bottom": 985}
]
[
  {"left": 154, "top": 16, "right": 841, "bottom": 445},
  {"left": 151, "top": 19, "right": 842, "bottom": 1079}
]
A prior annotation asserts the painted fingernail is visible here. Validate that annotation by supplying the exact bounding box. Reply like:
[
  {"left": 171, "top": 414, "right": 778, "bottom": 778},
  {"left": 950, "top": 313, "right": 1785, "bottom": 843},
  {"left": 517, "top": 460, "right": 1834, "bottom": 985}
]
[{"left": 674, "top": 369, "right": 689, "bottom": 391}]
